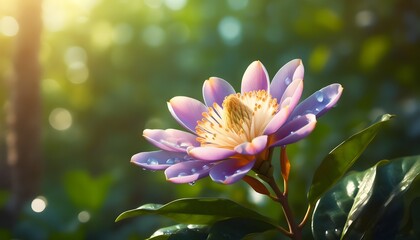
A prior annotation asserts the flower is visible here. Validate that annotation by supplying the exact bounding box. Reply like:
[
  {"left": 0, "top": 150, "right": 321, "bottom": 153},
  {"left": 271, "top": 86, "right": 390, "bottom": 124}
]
[{"left": 131, "top": 59, "right": 343, "bottom": 184}]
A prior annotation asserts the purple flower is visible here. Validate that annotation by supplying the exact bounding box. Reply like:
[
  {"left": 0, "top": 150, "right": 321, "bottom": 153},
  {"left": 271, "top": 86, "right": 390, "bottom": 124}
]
[{"left": 131, "top": 60, "right": 343, "bottom": 184}]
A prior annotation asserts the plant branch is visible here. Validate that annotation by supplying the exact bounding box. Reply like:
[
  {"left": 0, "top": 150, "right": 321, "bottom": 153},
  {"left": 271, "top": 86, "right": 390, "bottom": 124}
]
[
  {"left": 266, "top": 176, "right": 302, "bottom": 240},
  {"left": 298, "top": 204, "right": 312, "bottom": 229}
]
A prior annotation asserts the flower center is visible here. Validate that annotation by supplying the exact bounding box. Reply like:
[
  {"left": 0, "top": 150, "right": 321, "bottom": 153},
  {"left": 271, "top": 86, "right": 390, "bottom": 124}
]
[
  {"left": 223, "top": 95, "right": 253, "bottom": 135},
  {"left": 196, "top": 90, "right": 279, "bottom": 149}
]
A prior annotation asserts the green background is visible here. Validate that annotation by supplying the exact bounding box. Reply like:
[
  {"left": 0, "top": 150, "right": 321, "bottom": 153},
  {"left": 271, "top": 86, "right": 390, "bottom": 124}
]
[{"left": 1, "top": 0, "right": 419, "bottom": 239}]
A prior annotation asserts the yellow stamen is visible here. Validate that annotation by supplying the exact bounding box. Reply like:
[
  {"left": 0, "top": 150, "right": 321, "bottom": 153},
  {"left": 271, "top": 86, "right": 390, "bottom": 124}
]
[{"left": 223, "top": 95, "right": 253, "bottom": 134}]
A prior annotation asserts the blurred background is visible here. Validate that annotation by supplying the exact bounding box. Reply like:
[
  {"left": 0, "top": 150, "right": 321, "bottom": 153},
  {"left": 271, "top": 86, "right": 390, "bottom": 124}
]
[{"left": 0, "top": 0, "right": 419, "bottom": 239}]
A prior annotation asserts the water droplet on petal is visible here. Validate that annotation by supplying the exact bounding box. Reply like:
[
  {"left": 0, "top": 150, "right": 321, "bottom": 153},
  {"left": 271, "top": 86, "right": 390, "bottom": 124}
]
[
  {"left": 174, "top": 157, "right": 182, "bottom": 163},
  {"left": 315, "top": 107, "right": 321, "bottom": 113},
  {"left": 315, "top": 91, "right": 324, "bottom": 102},
  {"left": 202, "top": 165, "right": 210, "bottom": 170},
  {"left": 285, "top": 77, "right": 292, "bottom": 85},
  {"left": 290, "top": 131, "right": 295, "bottom": 135},
  {"left": 191, "top": 168, "right": 197, "bottom": 173},
  {"left": 166, "top": 158, "right": 175, "bottom": 164},
  {"left": 188, "top": 181, "right": 196, "bottom": 186},
  {"left": 147, "top": 158, "right": 159, "bottom": 165},
  {"left": 177, "top": 172, "right": 188, "bottom": 177},
  {"left": 235, "top": 169, "right": 242, "bottom": 174}
]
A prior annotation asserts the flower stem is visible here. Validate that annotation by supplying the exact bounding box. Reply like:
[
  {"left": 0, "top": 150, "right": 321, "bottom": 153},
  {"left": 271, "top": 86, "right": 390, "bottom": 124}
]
[{"left": 266, "top": 177, "right": 302, "bottom": 240}]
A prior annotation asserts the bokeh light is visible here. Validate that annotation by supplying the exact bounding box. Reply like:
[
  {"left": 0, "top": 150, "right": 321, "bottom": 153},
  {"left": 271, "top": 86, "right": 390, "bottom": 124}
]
[
  {"left": 0, "top": 16, "right": 19, "bottom": 36},
  {"left": 49, "top": 108, "right": 73, "bottom": 131},
  {"left": 78, "top": 210, "right": 91, "bottom": 223},
  {"left": 164, "top": 0, "right": 187, "bottom": 11},
  {"left": 31, "top": 196, "right": 47, "bottom": 213},
  {"left": 218, "top": 16, "right": 242, "bottom": 45}
]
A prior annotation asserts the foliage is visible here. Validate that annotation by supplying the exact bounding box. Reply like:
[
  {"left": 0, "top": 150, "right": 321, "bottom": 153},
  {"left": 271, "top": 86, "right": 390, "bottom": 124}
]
[
  {"left": 312, "top": 156, "right": 420, "bottom": 239},
  {"left": 0, "top": 0, "right": 419, "bottom": 239}
]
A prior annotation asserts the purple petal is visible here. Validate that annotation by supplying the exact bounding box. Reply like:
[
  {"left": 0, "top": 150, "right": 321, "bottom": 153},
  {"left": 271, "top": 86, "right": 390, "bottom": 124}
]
[
  {"left": 187, "top": 146, "right": 236, "bottom": 161},
  {"left": 168, "top": 96, "right": 208, "bottom": 133},
  {"left": 143, "top": 129, "right": 199, "bottom": 152},
  {"left": 279, "top": 78, "right": 303, "bottom": 111},
  {"left": 165, "top": 161, "right": 215, "bottom": 184},
  {"left": 131, "top": 150, "right": 191, "bottom": 170},
  {"left": 270, "top": 59, "right": 304, "bottom": 101},
  {"left": 241, "top": 61, "right": 269, "bottom": 93},
  {"left": 210, "top": 158, "right": 255, "bottom": 184},
  {"left": 290, "top": 84, "right": 343, "bottom": 119},
  {"left": 234, "top": 135, "right": 268, "bottom": 155},
  {"left": 263, "top": 106, "right": 291, "bottom": 135},
  {"left": 270, "top": 114, "right": 317, "bottom": 147},
  {"left": 202, "top": 77, "right": 235, "bottom": 107}
]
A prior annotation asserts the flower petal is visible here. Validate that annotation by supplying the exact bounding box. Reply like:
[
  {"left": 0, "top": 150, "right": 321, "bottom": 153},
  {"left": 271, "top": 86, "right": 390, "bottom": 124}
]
[
  {"left": 270, "top": 114, "right": 317, "bottom": 147},
  {"left": 202, "top": 77, "right": 235, "bottom": 107},
  {"left": 143, "top": 129, "right": 199, "bottom": 152},
  {"left": 290, "top": 84, "right": 343, "bottom": 119},
  {"left": 165, "top": 161, "right": 215, "bottom": 184},
  {"left": 263, "top": 106, "right": 291, "bottom": 135},
  {"left": 168, "top": 96, "right": 208, "bottom": 133},
  {"left": 241, "top": 61, "right": 269, "bottom": 93},
  {"left": 210, "top": 158, "right": 255, "bottom": 184},
  {"left": 187, "top": 146, "right": 236, "bottom": 161},
  {"left": 270, "top": 59, "right": 304, "bottom": 101},
  {"left": 279, "top": 78, "right": 303, "bottom": 111},
  {"left": 234, "top": 135, "right": 268, "bottom": 155},
  {"left": 131, "top": 150, "right": 191, "bottom": 170}
]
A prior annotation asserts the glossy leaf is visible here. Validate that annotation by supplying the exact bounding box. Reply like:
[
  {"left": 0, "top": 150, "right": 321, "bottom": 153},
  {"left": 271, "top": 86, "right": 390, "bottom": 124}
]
[
  {"left": 312, "top": 155, "right": 420, "bottom": 240},
  {"left": 207, "top": 217, "right": 277, "bottom": 240},
  {"left": 115, "top": 198, "right": 277, "bottom": 226},
  {"left": 147, "top": 224, "right": 209, "bottom": 240},
  {"left": 307, "top": 114, "right": 393, "bottom": 205}
]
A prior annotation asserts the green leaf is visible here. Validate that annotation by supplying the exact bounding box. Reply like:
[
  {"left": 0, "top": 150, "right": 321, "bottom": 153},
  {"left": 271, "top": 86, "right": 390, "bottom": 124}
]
[
  {"left": 207, "top": 217, "right": 277, "bottom": 240},
  {"left": 311, "top": 155, "right": 420, "bottom": 240},
  {"left": 307, "top": 114, "right": 393, "bottom": 205},
  {"left": 146, "top": 224, "right": 209, "bottom": 240},
  {"left": 115, "top": 198, "right": 277, "bottom": 226}
]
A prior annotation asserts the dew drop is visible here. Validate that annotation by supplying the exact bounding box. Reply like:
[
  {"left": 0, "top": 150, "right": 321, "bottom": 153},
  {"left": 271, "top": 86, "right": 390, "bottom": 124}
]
[
  {"left": 315, "top": 91, "right": 324, "bottom": 102},
  {"left": 202, "top": 165, "right": 210, "bottom": 170},
  {"left": 315, "top": 107, "right": 321, "bottom": 113},
  {"left": 178, "top": 142, "right": 190, "bottom": 149},
  {"left": 166, "top": 158, "right": 175, "bottom": 164},
  {"left": 147, "top": 158, "right": 159, "bottom": 165},
  {"left": 174, "top": 158, "right": 182, "bottom": 163},
  {"left": 191, "top": 168, "right": 197, "bottom": 173},
  {"left": 234, "top": 169, "right": 242, "bottom": 174},
  {"left": 290, "top": 131, "right": 295, "bottom": 135},
  {"left": 284, "top": 77, "right": 292, "bottom": 85},
  {"left": 177, "top": 172, "right": 188, "bottom": 177}
]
